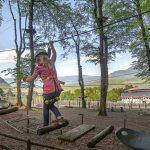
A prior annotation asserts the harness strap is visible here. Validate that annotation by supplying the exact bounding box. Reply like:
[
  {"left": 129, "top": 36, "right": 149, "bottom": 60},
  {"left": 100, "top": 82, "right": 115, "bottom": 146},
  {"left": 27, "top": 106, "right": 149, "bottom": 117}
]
[{"left": 42, "top": 76, "right": 53, "bottom": 82}]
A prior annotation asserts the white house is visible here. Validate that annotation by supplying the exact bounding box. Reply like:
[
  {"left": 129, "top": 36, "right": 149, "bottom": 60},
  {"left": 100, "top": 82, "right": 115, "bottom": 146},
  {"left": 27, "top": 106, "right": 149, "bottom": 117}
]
[{"left": 121, "top": 86, "right": 150, "bottom": 104}]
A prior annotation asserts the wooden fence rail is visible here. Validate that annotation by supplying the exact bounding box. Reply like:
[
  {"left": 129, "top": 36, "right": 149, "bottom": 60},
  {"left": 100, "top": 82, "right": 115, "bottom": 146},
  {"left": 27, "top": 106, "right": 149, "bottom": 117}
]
[
  {"left": 2, "top": 93, "right": 150, "bottom": 110},
  {"left": 0, "top": 132, "right": 68, "bottom": 150}
]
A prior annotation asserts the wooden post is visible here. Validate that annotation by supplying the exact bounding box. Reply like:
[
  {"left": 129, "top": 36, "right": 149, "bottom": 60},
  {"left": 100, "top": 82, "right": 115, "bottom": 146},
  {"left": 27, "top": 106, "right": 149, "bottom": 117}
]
[
  {"left": 124, "top": 119, "right": 126, "bottom": 128},
  {"left": 120, "top": 107, "right": 123, "bottom": 112},
  {"left": 49, "top": 112, "right": 51, "bottom": 125},
  {"left": 88, "top": 102, "right": 90, "bottom": 108},
  {"left": 145, "top": 102, "right": 147, "bottom": 109},
  {"left": 79, "top": 101, "right": 80, "bottom": 108},
  {"left": 111, "top": 107, "right": 114, "bottom": 112},
  {"left": 27, "top": 139, "right": 31, "bottom": 150},
  {"left": 27, "top": 108, "right": 29, "bottom": 133},
  {"left": 87, "top": 125, "right": 114, "bottom": 148},
  {"left": 78, "top": 113, "right": 84, "bottom": 124},
  {"left": 97, "top": 101, "right": 99, "bottom": 110},
  {"left": 60, "top": 130, "right": 63, "bottom": 135},
  {"left": 139, "top": 103, "right": 141, "bottom": 109}
]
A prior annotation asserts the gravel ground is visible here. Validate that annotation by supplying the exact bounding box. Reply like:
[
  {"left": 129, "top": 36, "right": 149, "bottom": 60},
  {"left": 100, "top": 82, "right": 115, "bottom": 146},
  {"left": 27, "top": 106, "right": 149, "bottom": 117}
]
[{"left": 0, "top": 107, "right": 150, "bottom": 150}]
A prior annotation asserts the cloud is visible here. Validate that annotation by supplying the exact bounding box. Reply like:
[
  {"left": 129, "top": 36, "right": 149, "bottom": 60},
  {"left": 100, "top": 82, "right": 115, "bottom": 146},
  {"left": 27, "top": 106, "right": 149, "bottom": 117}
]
[
  {"left": 62, "top": 56, "right": 90, "bottom": 65},
  {"left": 115, "top": 53, "right": 123, "bottom": 59},
  {"left": 0, "top": 50, "right": 16, "bottom": 63},
  {"left": 62, "top": 59, "right": 77, "bottom": 65},
  {"left": 0, "top": 49, "right": 31, "bottom": 64},
  {"left": 57, "top": 67, "right": 78, "bottom": 76}
]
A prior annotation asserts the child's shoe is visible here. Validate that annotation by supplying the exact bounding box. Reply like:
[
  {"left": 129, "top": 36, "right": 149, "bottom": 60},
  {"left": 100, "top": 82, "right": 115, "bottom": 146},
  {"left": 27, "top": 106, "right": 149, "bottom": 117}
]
[{"left": 52, "top": 117, "right": 65, "bottom": 124}]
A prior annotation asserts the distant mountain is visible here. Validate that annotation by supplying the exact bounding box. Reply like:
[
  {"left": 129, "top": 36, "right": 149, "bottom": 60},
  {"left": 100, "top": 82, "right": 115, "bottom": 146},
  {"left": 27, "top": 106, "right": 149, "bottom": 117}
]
[
  {"left": 1, "top": 67, "right": 143, "bottom": 87},
  {"left": 58, "top": 75, "right": 100, "bottom": 85},
  {"left": 0, "top": 77, "right": 10, "bottom": 87},
  {"left": 109, "top": 67, "right": 138, "bottom": 79}
]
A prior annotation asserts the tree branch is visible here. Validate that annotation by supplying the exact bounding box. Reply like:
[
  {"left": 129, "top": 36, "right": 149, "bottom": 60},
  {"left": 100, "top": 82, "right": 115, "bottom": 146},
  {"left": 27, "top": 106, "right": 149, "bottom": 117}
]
[
  {"left": 17, "top": 0, "right": 23, "bottom": 53},
  {"left": 21, "top": 14, "right": 28, "bottom": 55},
  {"left": 9, "top": 0, "right": 18, "bottom": 53}
]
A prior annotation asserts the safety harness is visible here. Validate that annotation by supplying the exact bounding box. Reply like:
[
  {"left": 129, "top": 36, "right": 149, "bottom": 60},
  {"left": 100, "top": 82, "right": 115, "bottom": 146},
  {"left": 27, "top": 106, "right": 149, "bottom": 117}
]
[{"left": 43, "top": 66, "right": 60, "bottom": 105}]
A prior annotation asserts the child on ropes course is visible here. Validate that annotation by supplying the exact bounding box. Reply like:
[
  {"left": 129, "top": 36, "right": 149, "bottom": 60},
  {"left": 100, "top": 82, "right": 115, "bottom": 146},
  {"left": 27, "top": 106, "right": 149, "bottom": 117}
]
[{"left": 23, "top": 41, "right": 65, "bottom": 126}]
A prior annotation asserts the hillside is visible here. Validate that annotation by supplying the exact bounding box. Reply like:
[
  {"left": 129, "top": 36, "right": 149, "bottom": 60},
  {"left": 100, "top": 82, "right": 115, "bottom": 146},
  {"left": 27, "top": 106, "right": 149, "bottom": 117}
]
[
  {"left": 0, "top": 77, "right": 10, "bottom": 88},
  {"left": 1, "top": 67, "right": 147, "bottom": 89}
]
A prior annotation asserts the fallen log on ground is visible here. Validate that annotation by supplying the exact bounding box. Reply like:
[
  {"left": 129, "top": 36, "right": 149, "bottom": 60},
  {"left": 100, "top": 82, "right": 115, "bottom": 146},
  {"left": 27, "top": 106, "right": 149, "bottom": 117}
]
[
  {"left": 37, "top": 120, "right": 69, "bottom": 135},
  {"left": 87, "top": 125, "right": 114, "bottom": 148},
  {"left": 0, "top": 107, "right": 18, "bottom": 115},
  {"left": 58, "top": 124, "right": 95, "bottom": 142},
  {"left": 0, "top": 106, "right": 8, "bottom": 110}
]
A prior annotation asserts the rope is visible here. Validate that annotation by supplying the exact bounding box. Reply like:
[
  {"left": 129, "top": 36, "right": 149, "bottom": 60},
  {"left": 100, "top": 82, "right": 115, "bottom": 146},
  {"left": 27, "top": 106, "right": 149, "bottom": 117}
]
[
  {"left": 37, "top": 9, "right": 150, "bottom": 46},
  {"left": 1, "top": 9, "right": 150, "bottom": 51}
]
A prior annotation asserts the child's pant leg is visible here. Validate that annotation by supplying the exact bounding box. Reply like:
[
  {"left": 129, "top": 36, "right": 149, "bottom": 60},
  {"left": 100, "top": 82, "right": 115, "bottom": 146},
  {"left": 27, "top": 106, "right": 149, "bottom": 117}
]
[
  {"left": 49, "top": 104, "right": 61, "bottom": 118},
  {"left": 43, "top": 103, "right": 50, "bottom": 126}
]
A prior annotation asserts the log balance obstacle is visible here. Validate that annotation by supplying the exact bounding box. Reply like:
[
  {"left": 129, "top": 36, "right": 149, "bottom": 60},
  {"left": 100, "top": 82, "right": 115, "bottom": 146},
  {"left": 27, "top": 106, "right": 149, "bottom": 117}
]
[
  {"left": 37, "top": 120, "right": 69, "bottom": 135},
  {"left": 0, "top": 107, "right": 18, "bottom": 115},
  {"left": 87, "top": 125, "right": 114, "bottom": 148},
  {"left": 58, "top": 124, "right": 95, "bottom": 142}
]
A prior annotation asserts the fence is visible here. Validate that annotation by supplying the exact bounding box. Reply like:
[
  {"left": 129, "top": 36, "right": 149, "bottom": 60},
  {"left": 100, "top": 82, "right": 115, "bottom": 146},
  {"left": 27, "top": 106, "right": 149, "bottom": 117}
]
[
  {"left": 1, "top": 87, "right": 150, "bottom": 110},
  {"left": 31, "top": 95, "right": 150, "bottom": 109},
  {"left": 0, "top": 132, "right": 66, "bottom": 150}
]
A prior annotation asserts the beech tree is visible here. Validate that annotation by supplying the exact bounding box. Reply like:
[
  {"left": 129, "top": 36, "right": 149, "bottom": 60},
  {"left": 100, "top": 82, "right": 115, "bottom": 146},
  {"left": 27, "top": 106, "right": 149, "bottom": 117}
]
[
  {"left": 55, "top": 2, "right": 93, "bottom": 108},
  {"left": 7, "top": 0, "right": 27, "bottom": 106}
]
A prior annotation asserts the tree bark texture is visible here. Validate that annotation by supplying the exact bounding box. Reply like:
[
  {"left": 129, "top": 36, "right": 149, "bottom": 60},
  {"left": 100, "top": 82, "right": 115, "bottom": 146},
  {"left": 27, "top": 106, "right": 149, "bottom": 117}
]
[
  {"left": 71, "top": 21, "right": 86, "bottom": 108},
  {"left": 135, "top": 0, "right": 150, "bottom": 71},
  {"left": 27, "top": 0, "right": 35, "bottom": 109},
  {"left": 94, "top": 0, "right": 108, "bottom": 116},
  {"left": 76, "top": 44, "right": 86, "bottom": 108},
  {"left": 9, "top": 0, "right": 23, "bottom": 106},
  {"left": 16, "top": 54, "right": 23, "bottom": 106}
]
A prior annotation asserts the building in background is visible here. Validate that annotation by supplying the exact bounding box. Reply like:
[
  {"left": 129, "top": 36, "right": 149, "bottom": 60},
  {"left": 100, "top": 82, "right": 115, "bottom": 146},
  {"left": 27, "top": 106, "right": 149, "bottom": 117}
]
[{"left": 121, "top": 86, "right": 150, "bottom": 104}]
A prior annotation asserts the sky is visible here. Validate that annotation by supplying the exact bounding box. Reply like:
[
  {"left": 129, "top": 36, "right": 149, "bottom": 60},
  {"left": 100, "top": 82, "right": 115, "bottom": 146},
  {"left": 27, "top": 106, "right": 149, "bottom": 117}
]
[{"left": 0, "top": 1, "right": 135, "bottom": 79}]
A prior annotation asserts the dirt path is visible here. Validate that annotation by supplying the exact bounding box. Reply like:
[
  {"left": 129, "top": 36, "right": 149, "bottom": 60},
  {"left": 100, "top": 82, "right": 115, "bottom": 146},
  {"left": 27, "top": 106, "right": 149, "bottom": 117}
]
[{"left": 0, "top": 107, "right": 150, "bottom": 150}]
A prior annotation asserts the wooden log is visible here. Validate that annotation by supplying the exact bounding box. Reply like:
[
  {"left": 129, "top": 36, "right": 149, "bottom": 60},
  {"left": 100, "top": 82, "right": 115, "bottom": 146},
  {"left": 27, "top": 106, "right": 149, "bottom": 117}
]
[
  {"left": 58, "top": 124, "right": 95, "bottom": 142},
  {"left": 0, "top": 107, "right": 18, "bottom": 115},
  {"left": 0, "top": 106, "right": 8, "bottom": 110},
  {"left": 37, "top": 120, "right": 69, "bottom": 135},
  {"left": 87, "top": 125, "right": 114, "bottom": 148}
]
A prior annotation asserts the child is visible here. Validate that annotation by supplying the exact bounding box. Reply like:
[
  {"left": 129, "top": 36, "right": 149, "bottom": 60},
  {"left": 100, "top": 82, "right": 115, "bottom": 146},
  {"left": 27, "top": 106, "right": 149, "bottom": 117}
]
[{"left": 23, "top": 41, "right": 65, "bottom": 126}]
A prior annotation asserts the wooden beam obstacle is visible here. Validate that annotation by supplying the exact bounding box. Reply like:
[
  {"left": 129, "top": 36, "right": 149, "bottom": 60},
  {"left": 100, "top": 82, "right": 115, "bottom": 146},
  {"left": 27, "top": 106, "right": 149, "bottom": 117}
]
[
  {"left": 58, "top": 124, "right": 95, "bottom": 142},
  {"left": 0, "top": 107, "right": 18, "bottom": 115},
  {"left": 87, "top": 125, "right": 114, "bottom": 148},
  {"left": 0, "top": 106, "right": 9, "bottom": 110},
  {"left": 37, "top": 120, "right": 69, "bottom": 135}
]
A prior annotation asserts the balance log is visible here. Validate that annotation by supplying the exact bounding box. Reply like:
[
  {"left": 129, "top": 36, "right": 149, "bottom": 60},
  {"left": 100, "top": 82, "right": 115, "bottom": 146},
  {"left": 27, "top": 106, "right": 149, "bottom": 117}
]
[
  {"left": 0, "top": 106, "right": 8, "bottom": 110},
  {"left": 37, "top": 120, "right": 69, "bottom": 135},
  {"left": 0, "top": 107, "right": 18, "bottom": 115},
  {"left": 58, "top": 124, "right": 95, "bottom": 142},
  {"left": 87, "top": 125, "right": 114, "bottom": 148}
]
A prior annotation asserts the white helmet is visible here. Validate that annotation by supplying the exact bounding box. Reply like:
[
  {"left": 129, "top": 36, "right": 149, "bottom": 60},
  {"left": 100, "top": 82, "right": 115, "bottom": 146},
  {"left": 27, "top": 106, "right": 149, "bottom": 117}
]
[{"left": 34, "top": 49, "right": 48, "bottom": 59}]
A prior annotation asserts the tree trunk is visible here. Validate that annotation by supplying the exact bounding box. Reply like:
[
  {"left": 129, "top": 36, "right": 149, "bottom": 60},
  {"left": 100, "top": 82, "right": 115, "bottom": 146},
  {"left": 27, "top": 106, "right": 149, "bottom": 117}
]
[
  {"left": 71, "top": 20, "right": 86, "bottom": 108},
  {"left": 76, "top": 44, "right": 86, "bottom": 108},
  {"left": 27, "top": 0, "right": 35, "bottom": 109},
  {"left": 16, "top": 54, "right": 23, "bottom": 106},
  {"left": 94, "top": 0, "right": 108, "bottom": 116},
  {"left": 98, "top": 36, "right": 108, "bottom": 116},
  {"left": 135, "top": 0, "right": 150, "bottom": 71}
]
